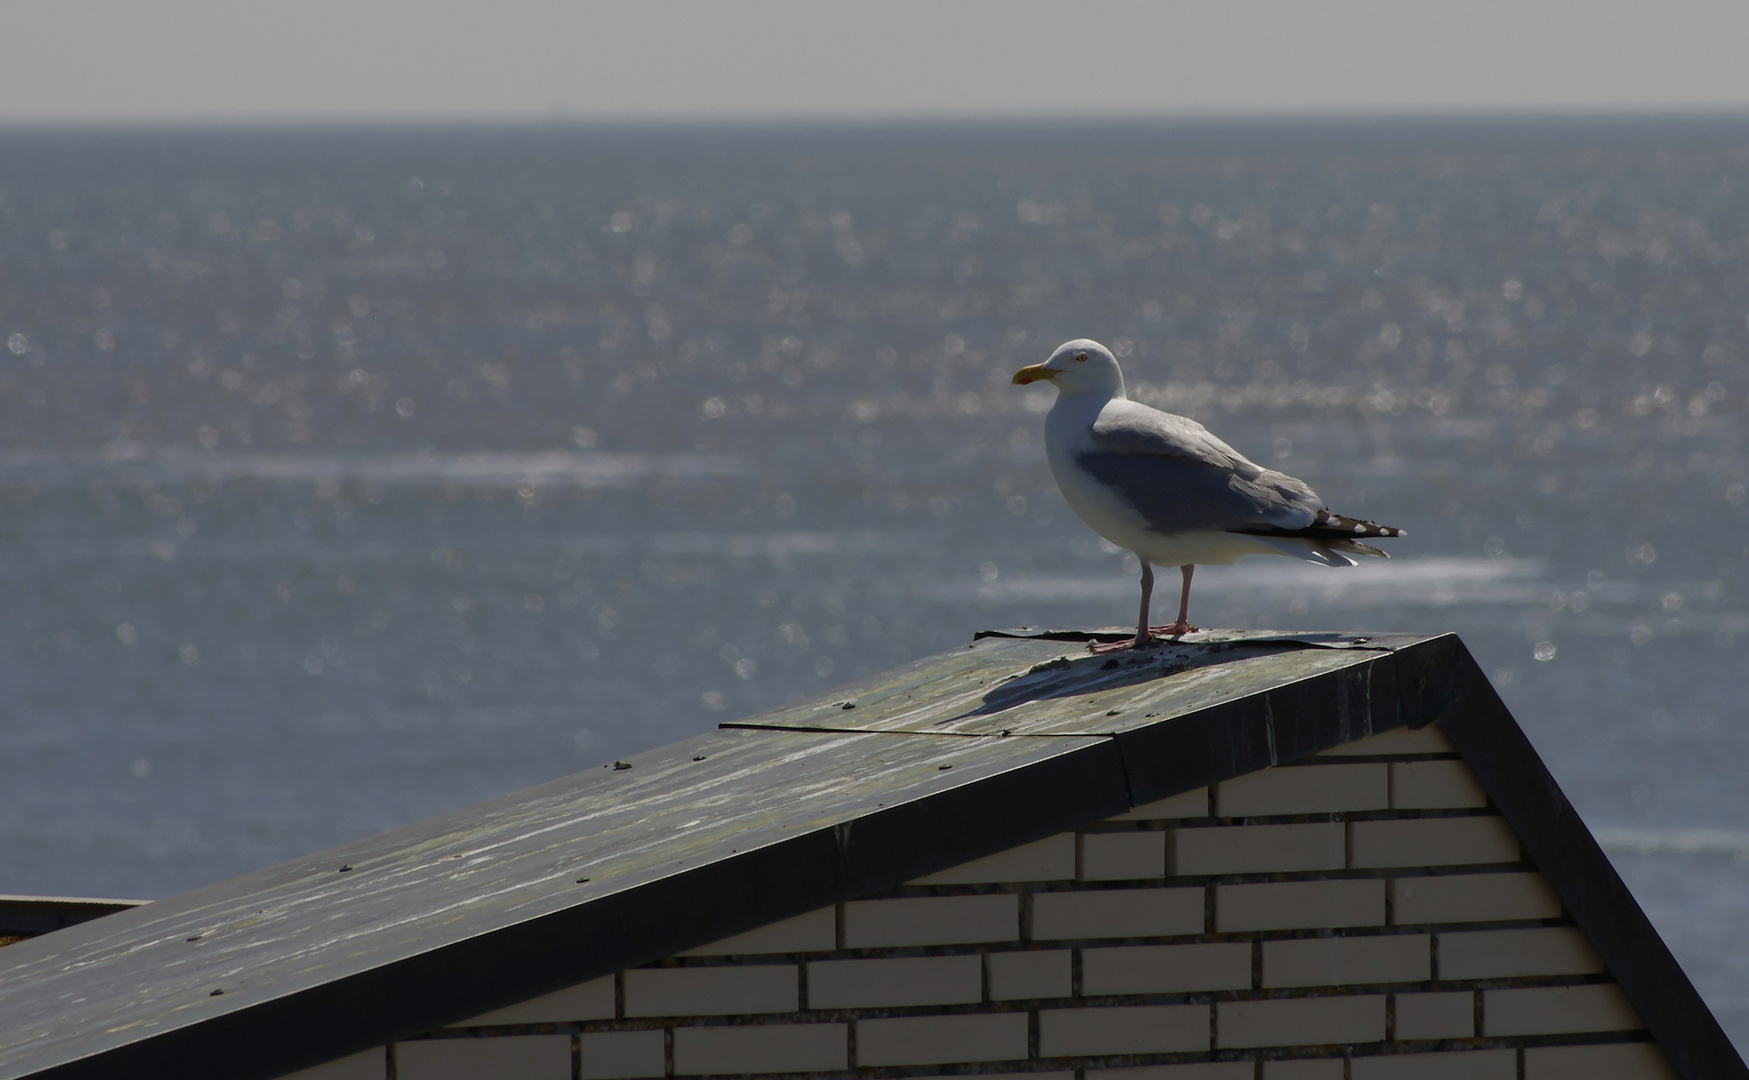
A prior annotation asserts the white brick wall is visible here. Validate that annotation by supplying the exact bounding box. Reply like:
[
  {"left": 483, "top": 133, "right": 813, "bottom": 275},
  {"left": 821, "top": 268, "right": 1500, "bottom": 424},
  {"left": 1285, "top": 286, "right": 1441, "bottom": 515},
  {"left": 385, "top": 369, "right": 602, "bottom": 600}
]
[
  {"left": 579, "top": 1031, "right": 662, "bottom": 1079},
  {"left": 1391, "top": 872, "right": 1562, "bottom": 924},
  {"left": 1263, "top": 1060, "right": 1346, "bottom": 1080},
  {"left": 1262, "top": 934, "right": 1429, "bottom": 987},
  {"left": 623, "top": 965, "right": 795, "bottom": 1017},
  {"left": 842, "top": 893, "right": 1017, "bottom": 946},
  {"left": 1437, "top": 927, "right": 1604, "bottom": 979},
  {"left": 987, "top": 949, "right": 1072, "bottom": 999},
  {"left": 1390, "top": 760, "right": 1488, "bottom": 809},
  {"left": 857, "top": 1013, "right": 1028, "bottom": 1066},
  {"left": 1082, "top": 943, "right": 1251, "bottom": 995},
  {"left": 671, "top": 1024, "right": 845, "bottom": 1075},
  {"left": 1217, "top": 995, "right": 1385, "bottom": 1047},
  {"left": 1176, "top": 822, "right": 1345, "bottom": 875},
  {"left": 398, "top": 1035, "right": 571, "bottom": 1080},
  {"left": 325, "top": 727, "right": 1679, "bottom": 1080},
  {"left": 1394, "top": 990, "right": 1474, "bottom": 1039},
  {"left": 808, "top": 955, "right": 979, "bottom": 1008},
  {"left": 1348, "top": 817, "right": 1519, "bottom": 868},
  {"left": 1033, "top": 887, "right": 1204, "bottom": 939},
  {"left": 1216, "top": 762, "right": 1389, "bottom": 816},
  {"left": 1039, "top": 1003, "right": 1209, "bottom": 1055},
  {"left": 1351, "top": 1048, "right": 1515, "bottom": 1079},
  {"left": 1216, "top": 879, "right": 1385, "bottom": 931},
  {"left": 1082, "top": 831, "right": 1167, "bottom": 880},
  {"left": 1482, "top": 984, "right": 1644, "bottom": 1037},
  {"left": 1523, "top": 1042, "right": 1678, "bottom": 1079}
]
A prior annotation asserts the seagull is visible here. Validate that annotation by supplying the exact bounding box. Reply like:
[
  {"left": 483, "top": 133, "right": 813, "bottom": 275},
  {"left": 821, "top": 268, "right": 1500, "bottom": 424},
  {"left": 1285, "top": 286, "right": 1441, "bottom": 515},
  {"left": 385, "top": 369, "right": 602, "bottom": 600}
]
[{"left": 1012, "top": 338, "right": 1403, "bottom": 652}]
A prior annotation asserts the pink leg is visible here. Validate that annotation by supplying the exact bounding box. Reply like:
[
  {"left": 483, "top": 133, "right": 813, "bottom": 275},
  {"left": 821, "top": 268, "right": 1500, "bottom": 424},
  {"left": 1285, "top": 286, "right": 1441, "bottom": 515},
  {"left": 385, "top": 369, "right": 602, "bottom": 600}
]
[
  {"left": 1090, "top": 558, "right": 1159, "bottom": 653},
  {"left": 1146, "top": 565, "right": 1196, "bottom": 638}
]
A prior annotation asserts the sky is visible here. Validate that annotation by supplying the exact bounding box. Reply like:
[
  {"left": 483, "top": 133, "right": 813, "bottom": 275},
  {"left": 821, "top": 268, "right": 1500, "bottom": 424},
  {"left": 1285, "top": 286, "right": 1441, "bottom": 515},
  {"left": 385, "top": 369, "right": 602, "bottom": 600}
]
[{"left": 4, "top": 0, "right": 1749, "bottom": 124}]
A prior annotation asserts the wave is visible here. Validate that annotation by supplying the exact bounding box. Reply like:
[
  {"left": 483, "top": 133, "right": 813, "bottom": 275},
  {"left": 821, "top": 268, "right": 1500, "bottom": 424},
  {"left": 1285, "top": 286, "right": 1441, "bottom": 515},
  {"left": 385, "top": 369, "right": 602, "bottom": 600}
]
[
  {"left": 1594, "top": 826, "right": 1749, "bottom": 857},
  {"left": 934, "top": 557, "right": 1546, "bottom": 606},
  {"left": 0, "top": 446, "right": 746, "bottom": 489}
]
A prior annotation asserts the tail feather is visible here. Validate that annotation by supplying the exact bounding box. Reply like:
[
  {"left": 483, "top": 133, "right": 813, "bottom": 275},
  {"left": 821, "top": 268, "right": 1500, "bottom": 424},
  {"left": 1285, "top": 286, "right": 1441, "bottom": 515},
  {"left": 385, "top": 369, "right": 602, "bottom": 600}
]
[
  {"left": 1251, "top": 536, "right": 1362, "bottom": 567},
  {"left": 1243, "top": 508, "right": 1405, "bottom": 548}
]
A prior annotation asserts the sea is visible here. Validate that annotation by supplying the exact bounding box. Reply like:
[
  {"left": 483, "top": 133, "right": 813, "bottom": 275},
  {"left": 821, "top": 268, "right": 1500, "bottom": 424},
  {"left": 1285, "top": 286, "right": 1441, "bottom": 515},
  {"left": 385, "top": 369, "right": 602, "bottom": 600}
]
[{"left": 0, "top": 120, "right": 1744, "bottom": 1040}]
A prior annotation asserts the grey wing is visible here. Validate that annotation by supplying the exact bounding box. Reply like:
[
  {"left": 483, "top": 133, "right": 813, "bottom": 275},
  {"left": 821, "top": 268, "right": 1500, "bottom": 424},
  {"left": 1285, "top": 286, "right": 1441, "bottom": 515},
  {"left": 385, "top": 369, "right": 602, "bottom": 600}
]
[{"left": 1080, "top": 405, "right": 1322, "bottom": 535}]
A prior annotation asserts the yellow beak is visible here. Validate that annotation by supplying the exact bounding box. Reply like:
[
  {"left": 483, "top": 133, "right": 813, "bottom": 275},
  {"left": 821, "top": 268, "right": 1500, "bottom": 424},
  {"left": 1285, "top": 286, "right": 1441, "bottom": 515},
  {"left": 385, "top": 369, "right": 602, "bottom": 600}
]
[{"left": 1011, "top": 364, "right": 1057, "bottom": 386}]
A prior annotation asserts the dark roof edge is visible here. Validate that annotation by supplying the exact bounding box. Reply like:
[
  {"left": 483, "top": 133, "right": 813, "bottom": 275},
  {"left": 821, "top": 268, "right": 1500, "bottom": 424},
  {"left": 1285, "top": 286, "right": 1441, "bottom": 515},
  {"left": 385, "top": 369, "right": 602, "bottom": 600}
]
[
  {"left": 1439, "top": 640, "right": 1748, "bottom": 1080},
  {"left": 0, "top": 897, "right": 146, "bottom": 940}
]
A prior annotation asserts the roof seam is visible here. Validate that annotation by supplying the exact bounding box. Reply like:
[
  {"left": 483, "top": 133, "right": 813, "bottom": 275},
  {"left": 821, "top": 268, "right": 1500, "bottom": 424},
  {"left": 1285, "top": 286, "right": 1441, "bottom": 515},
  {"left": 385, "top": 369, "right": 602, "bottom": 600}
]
[{"left": 717, "top": 722, "right": 1116, "bottom": 739}]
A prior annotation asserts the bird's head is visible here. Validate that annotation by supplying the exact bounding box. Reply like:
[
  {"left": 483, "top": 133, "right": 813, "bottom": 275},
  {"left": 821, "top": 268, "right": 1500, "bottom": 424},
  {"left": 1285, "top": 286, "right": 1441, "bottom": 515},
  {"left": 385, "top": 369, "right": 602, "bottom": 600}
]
[{"left": 1011, "top": 339, "right": 1126, "bottom": 397}]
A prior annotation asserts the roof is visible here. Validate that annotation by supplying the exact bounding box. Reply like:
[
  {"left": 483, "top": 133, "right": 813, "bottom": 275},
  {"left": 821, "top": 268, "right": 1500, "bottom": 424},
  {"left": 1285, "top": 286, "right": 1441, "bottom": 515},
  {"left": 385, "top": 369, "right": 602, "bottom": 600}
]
[{"left": 0, "top": 629, "right": 1738, "bottom": 1080}]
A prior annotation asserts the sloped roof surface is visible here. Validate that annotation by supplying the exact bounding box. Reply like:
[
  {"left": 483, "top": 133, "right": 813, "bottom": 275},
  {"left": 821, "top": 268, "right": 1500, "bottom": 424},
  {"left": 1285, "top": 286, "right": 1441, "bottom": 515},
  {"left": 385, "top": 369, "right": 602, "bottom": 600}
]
[{"left": 0, "top": 630, "right": 1736, "bottom": 1080}]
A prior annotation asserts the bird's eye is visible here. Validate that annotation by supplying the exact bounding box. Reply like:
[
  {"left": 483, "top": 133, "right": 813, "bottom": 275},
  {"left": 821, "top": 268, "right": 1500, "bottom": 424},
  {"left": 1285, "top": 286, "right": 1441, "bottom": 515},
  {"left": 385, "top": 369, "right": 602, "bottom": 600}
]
[{"left": 1075, "top": 353, "right": 1088, "bottom": 363}]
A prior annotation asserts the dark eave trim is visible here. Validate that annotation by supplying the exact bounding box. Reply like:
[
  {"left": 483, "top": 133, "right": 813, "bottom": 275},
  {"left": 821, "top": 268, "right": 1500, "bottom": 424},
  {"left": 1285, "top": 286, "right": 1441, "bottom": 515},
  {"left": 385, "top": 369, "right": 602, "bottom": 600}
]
[{"left": 1440, "top": 639, "right": 1747, "bottom": 1080}]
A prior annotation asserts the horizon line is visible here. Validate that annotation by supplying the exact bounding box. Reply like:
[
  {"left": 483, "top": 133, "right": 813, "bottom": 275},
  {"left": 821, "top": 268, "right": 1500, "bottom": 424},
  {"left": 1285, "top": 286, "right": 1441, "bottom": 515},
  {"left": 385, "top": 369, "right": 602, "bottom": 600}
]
[{"left": 5, "top": 106, "right": 1749, "bottom": 135}]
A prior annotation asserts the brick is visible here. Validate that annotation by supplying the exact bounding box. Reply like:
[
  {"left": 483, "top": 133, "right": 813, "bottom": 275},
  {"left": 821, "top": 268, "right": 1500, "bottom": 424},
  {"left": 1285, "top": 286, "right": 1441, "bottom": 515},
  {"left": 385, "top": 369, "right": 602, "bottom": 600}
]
[
  {"left": 1082, "top": 831, "right": 1167, "bottom": 880},
  {"left": 1039, "top": 1003, "right": 1209, "bottom": 1056},
  {"left": 857, "top": 1013, "right": 1028, "bottom": 1066},
  {"left": 1349, "top": 818, "right": 1518, "bottom": 869},
  {"left": 914, "top": 1075, "right": 1074, "bottom": 1080},
  {"left": 672, "top": 1024, "right": 846, "bottom": 1075},
  {"left": 1217, "top": 762, "right": 1388, "bottom": 816},
  {"left": 1218, "top": 994, "right": 1384, "bottom": 1048},
  {"left": 1524, "top": 1042, "right": 1678, "bottom": 1080},
  {"left": 1033, "top": 887, "right": 1204, "bottom": 940},
  {"left": 456, "top": 975, "right": 615, "bottom": 1025},
  {"left": 279, "top": 1048, "right": 384, "bottom": 1080},
  {"left": 1264, "top": 934, "right": 1429, "bottom": 987},
  {"left": 1391, "top": 873, "right": 1561, "bottom": 925},
  {"left": 1262, "top": 1061, "right": 1346, "bottom": 1080},
  {"left": 843, "top": 894, "right": 1017, "bottom": 947},
  {"left": 1175, "top": 822, "right": 1345, "bottom": 875},
  {"left": 681, "top": 907, "right": 835, "bottom": 956},
  {"left": 912, "top": 1075, "right": 1074, "bottom": 1080},
  {"left": 808, "top": 955, "right": 980, "bottom": 1009},
  {"left": 1437, "top": 927, "right": 1604, "bottom": 980},
  {"left": 1483, "top": 984, "right": 1644, "bottom": 1036},
  {"left": 580, "top": 1031, "right": 664, "bottom": 1080},
  {"left": 1351, "top": 1049, "right": 1515, "bottom": 1080},
  {"left": 1320, "top": 724, "right": 1455, "bottom": 756},
  {"left": 624, "top": 964, "right": 796, "bottom": 1017},
  {"left": 988, "top": 949, "right": 1072, "bottom": 999},
  {"left": 1096, "top": 1065, "right": 1254, "bottom": 1080},
  {"left": 1393, "top": 991, "right": 1474, "bottom": 1039},
  {"left": 913, "top": 833, "right": 1075, "bottom": 884},
  {"left": 1082, "top": 943, "right": 1252, "bottom": 995},
  {"left": 1217, "top": 879, "right": 1385, "bottom": 932},
  {"left": 1110, "top": 788, "right": 1210, "bottom": 821},
  {"left": 396, "top": 1035, "right": 571, "bottom": 1080},
  {"left": 1391, "top": 761, "right": 1487, "bottom": 809}
]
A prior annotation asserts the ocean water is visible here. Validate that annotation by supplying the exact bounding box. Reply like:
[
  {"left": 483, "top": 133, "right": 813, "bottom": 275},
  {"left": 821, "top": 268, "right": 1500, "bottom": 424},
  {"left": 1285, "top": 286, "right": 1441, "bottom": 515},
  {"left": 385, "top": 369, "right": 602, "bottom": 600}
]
[{"left": 0, "top": 121, "right": 1744, "bottom": 1037}]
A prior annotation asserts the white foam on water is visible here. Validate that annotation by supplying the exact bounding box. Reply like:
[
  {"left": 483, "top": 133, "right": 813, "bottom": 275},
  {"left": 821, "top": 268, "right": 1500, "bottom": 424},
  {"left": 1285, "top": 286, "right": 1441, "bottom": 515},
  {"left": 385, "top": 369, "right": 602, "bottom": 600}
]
[
  {"left": 651, "top": 531, "right": 918, "bottom": 559},
  {"left": 1595, "top": 827, "right": 1749, "bottom": 857},
  {"left": 0, "top": 447, "right": 747, "bottom": 489},
  {"left": 935, "top": 557, "right": 1545, "bottom": 606}
]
